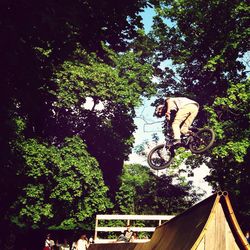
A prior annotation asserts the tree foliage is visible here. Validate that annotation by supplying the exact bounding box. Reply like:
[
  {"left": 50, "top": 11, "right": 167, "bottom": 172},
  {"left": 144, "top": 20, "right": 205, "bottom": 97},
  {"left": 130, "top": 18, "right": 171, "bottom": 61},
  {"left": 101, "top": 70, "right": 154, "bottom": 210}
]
[
  {"left": 1, "top": 0, "right": 250, "bottom": 242},
  {"left": 116, "top": 164, "right": 203, "bottom": 215},
  {"left": 148, "top": 0, "right": 250, "bottom": 227},
  {"left": 11, "top": 124, "right": 113, "bottom": 229},
  {"left": 0, "top": 0, "right": 156, "bottom": 236},
  {"left": 150, "top": 0, "right": 249, "bottom": 103},
  {"left": 203, "top": 78, "right": 250, "bottom": 228},
  {"left": 206, "top": 79, "right": 250, "bottom": 163},
  {"left": 50, "top": 44, "right": 156, "bottom": 191}
]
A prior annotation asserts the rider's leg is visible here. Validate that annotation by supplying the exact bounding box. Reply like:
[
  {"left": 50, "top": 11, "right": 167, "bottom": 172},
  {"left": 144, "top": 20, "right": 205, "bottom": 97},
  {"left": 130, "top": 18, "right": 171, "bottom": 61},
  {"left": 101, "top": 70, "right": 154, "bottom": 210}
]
[
  {"left": 180, "top": 104, "right": 199, "bottom": 135},
  {"left": 172, "top": 108, "right": 191, "bottom": 143}
]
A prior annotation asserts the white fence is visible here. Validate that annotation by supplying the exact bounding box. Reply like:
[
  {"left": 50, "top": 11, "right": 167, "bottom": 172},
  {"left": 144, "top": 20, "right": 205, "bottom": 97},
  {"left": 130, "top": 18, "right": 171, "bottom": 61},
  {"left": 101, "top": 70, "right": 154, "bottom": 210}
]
[{"left": 94, "top": 214, "right": 174, "bottom": 243}]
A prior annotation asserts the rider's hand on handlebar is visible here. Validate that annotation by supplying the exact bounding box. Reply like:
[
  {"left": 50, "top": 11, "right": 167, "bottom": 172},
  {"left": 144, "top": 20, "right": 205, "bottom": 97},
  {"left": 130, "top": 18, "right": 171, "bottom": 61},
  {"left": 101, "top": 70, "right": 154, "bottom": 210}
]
[{"left": 165, "top": 112, "right": 171, "bottom": 121}]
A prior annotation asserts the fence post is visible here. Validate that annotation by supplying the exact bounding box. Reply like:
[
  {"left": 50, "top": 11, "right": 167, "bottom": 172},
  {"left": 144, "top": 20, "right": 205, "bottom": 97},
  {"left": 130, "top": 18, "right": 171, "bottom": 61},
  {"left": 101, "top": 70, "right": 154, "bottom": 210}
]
[{"left": 94, "top": 216, "right": 98, "bottom": 241}]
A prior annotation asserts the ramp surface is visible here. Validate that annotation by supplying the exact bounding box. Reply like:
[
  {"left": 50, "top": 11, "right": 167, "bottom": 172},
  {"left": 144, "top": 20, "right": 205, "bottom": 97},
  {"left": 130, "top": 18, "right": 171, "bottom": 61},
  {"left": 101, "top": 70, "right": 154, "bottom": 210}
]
[
  {"left": 134, "top": 194, "right": 216, "bottom": 250},
  {"left": 88, "top": 192, "right": 249, "bottom": 250}
]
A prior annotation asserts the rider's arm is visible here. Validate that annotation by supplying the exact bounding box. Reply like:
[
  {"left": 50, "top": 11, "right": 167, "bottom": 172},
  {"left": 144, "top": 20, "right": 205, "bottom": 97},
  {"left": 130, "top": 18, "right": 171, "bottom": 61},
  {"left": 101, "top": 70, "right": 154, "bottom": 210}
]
[
  {"left": 165, "top": 99, "right": 170, "bottom": 114},
  {"left": 165, "top": 99, "right": 172, "bottom": 120},
  {"left": 165, "top": 98, "right": 175, "bottom": 115}
]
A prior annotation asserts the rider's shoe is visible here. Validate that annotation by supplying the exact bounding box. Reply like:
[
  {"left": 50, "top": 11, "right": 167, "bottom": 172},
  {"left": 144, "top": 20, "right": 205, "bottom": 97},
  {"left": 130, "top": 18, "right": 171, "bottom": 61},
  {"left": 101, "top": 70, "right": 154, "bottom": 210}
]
[
  {"left": 173, "top": 139, "right": 181, "bottom": 144},
  {"left": 181, "top": 134, "right": 190, "bottom": 145},
  {"left": 168, "top": 139, "right": 182, "bottom": 148},
  {"left": 186, "top": 130, "right": 195, "bottom": 136},
  {"left": 173, "top": 139, "right": 182, "bottom": 147}
]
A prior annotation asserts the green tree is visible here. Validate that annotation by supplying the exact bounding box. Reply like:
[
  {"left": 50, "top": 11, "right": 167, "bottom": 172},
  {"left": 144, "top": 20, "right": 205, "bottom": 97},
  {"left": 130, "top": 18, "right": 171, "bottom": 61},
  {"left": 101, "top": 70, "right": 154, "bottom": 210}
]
[
  {"left": 148, "top": 0, "right": 250, "bottom": 227},
  {"left": 51, "top": 44, "right": 156, "bottom": 192},
  {"left": 150, "top": 0, "right": 249, "bottom": 105},
  {"left": 0, "top": 1, "right": 157, "bottom": 244},
  {"left": 10, "top": 125, "right": 113, "bottom": 229},
  {"left": 0, "top": 1, "right": 157, "bottom": 203},
  {"left": 205, "top": 78, "right": 250, "bottom": 229},
  {"left": 116, "top": 164, "right": 203, "bottom": 215},
  {"left": 116, "top": 164, "right": 150, "bottom": 213}
]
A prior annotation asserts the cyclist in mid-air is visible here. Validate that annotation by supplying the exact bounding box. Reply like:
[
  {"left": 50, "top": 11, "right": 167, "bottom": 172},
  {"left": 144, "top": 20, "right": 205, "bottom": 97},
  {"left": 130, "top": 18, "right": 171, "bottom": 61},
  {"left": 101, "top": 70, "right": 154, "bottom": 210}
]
[{"left": 155, "top": 97, "right": 199, "bottom": 146}]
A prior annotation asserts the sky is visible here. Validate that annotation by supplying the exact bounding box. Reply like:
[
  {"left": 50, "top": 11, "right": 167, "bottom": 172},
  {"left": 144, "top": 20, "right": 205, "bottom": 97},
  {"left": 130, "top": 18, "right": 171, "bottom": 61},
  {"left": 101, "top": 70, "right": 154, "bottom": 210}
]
[
  {"left": 126, "top": 7, "right": 213, "bottom": 197},
  {"left": 140, "top": 7, "right": 156, "bottom": 33}
]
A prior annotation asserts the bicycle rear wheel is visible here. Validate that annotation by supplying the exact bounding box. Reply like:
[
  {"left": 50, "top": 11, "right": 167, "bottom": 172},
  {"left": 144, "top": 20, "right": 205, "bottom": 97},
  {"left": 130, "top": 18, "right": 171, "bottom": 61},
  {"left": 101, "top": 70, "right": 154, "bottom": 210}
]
[
  {"left": 147, "top": 144, "right": 174, "bottom": 170},
  {"left": 189, "top": 128, "right": 215, "bottom": 154}
]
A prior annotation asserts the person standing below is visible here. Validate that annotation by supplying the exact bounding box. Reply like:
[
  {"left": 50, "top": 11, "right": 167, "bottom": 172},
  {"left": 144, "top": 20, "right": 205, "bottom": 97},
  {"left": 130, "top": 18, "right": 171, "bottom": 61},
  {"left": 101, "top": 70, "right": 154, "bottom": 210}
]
[
  {"left": 56, "top": 239, "right": 70, "bottom": 250},
  {"left": 76, "top": 235, "right": 89, "bottom": 250},
  {"left": 245, "top": 231, "right": 250, "bottom": 244},
  {"left": 50, "top": 237, "right": 55, "bottom": 250},
  {"left": 88, "top": 237, "right": 94, "bottom": 244},
  {"left": 155, "top": 97, "right": 199, "bottom": 145},
  {"left": 44, "top": 234, "right": 50, "bottom": 250},
  {"left": 71, "top": 241, "right": 77, "bottom": 250},
  {"left": 130, "top": 232, "right": 138, "bottom": 242}
]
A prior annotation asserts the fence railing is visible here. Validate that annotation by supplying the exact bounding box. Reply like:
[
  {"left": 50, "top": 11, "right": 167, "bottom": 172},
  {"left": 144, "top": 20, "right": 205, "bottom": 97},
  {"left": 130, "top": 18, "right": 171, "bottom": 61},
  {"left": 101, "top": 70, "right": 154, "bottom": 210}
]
[{"left": 94, "top": 214, "right": 174, "bottom": 243}]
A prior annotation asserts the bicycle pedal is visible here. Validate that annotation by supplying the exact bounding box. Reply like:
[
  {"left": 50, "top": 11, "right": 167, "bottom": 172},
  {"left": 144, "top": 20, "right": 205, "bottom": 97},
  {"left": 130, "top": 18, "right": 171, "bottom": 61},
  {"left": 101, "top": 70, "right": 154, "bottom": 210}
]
[
  {"left": 165, "top": 144, "right": 171, "bottom": 149},
  {"left": 173, "top": 144, "right": 183, "bottom": 149}
]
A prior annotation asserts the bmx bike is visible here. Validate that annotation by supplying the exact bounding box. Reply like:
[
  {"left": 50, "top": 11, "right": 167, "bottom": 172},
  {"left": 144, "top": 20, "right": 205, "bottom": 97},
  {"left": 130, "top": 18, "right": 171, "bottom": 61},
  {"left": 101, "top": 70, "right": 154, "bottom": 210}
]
[{"left": 147, "top": 126, "right": 215, "bottom": 170}]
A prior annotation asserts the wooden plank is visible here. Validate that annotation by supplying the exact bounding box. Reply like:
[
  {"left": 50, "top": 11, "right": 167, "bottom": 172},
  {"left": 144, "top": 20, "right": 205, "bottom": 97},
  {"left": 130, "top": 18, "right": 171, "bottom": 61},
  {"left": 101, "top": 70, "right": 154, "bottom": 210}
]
[
  {"left": 216, "top": 202, "right": 226, "bottom": 249},
  {"left": 96, "top": 227, "right": 156, "bottom": 232},
  {"left": 94, "top": 239, "right": 150, "bottom": 244},
  {"left": 224, "top": 196, "right": 250, "bottom": 249},
  {"left": 204, "top": 209, "right": 216, "bottom": 250},
  {"left": 94, "top": 216, "right": 98, "bottom": 241},
  {"left": 225, "top": 219, "right": 239, "bottom": 250},
  {"left": 191, "top": 194, "right": 220, "bottom": 250},
  {"left": 96, "top": 214, "right": 174, "bottom": 220},
  {"left": 196, "top": 237, "right": 205, "bottom": 250}
]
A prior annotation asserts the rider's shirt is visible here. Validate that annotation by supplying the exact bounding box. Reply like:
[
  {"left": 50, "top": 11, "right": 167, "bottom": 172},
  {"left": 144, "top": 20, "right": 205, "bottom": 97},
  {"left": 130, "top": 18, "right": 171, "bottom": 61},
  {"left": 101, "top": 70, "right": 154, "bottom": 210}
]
[{"left": 167, "top": 97, "right": 199, "bottom": 111}]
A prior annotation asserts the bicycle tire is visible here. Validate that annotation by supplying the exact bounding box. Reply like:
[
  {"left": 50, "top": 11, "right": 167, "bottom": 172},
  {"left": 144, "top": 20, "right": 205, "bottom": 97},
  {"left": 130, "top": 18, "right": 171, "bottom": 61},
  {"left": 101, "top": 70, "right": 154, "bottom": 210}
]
[
  {"left": 189, "top": 128, "right": 215, "bottom": 154},
  {"left": 147, "top": 144, "right": 174, "bottom": 170}
]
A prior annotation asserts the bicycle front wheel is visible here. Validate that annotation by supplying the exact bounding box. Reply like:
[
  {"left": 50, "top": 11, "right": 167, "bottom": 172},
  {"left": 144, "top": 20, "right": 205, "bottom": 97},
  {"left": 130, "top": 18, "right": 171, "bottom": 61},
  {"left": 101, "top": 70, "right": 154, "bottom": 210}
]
[
  {"left": 189, "top": 128, "right": 215, "bottom": 154},
  {"left": 147, "top": 144, "right": 174, "bottom": 170}
]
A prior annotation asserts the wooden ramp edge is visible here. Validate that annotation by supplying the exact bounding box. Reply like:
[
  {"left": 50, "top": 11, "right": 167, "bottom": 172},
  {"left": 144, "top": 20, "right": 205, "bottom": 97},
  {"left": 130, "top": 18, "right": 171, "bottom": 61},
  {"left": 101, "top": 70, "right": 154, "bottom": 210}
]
[{"left": 88, "top": 192, "right": 250, "bottom": 250}]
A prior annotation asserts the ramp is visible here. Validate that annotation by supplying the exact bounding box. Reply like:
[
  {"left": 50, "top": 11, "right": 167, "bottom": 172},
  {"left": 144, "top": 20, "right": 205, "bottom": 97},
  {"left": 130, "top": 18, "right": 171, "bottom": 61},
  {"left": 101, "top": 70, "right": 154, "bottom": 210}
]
[{"left": 89, "top": 192, "right": 249, "bottom": 250}]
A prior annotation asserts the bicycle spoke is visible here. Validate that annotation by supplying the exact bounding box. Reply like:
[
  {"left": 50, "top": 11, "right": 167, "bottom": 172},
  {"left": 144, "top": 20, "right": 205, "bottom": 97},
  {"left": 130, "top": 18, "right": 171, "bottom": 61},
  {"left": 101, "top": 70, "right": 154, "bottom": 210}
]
[
  {"left": 189, "top": 128, "right": 215, "bottom": 154},
  {"left": 151, "top": 147, "right": 172, "bottom": 168}
]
